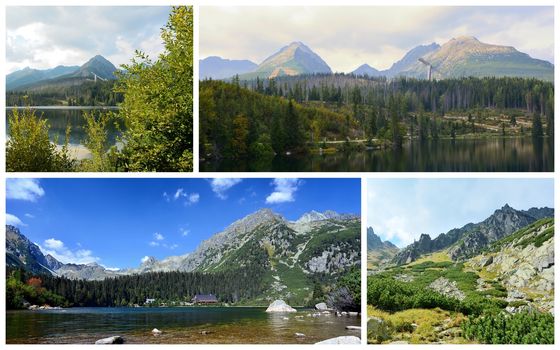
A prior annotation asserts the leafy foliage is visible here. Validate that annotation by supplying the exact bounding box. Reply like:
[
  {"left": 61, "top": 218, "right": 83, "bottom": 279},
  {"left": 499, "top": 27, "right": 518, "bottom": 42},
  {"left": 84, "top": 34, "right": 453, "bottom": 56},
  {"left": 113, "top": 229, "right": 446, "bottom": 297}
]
[
  {"left": 6, "top": 270, "right": 68, "bottom": 309},
  {"left": 115, "top": 6, "right": 193, "bottom": 171},
  {"left": 6, "top": 107, "right": 76, "bottom": 171},
  {"left": 462, "top": 310, "right": 554, "bottom": 344}
]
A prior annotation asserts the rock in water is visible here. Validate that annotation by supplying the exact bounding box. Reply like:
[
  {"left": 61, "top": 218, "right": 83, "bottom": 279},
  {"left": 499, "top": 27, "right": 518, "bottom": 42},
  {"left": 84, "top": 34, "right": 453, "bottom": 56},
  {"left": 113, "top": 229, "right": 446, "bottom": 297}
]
[
  {"left": 151, "top": 328, "right": 162, "bottom": 335},
  {"left": 265, "top": 300, "right": 297, "bottom": 313},
  {"left": 95, "top": 336, "right": 124, "bottom": 344},
  {"left": 315, "top": 336, "right": 361, "bottom": 344},
  {"left": 295, "top": 332, "right": 306, "bottom": 337},
  {"left": 315, "top": 302, "right": 328, "bottom": 310}
]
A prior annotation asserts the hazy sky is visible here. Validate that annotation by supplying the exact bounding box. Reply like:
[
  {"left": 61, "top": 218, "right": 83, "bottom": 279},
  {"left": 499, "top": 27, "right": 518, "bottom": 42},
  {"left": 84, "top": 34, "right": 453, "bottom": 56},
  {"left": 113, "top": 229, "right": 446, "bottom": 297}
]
[
  {"left": 200, "top": 6, "right": 554, "bottom": 73},
  {"left": 6, "top": 178, "right": 360, "bottom": 269},
  {"left": 367, "top": 179, "right": 554, "bottom": 248},
  {"left": 6, "top": 6, "right": 170, "bottom": 73}
]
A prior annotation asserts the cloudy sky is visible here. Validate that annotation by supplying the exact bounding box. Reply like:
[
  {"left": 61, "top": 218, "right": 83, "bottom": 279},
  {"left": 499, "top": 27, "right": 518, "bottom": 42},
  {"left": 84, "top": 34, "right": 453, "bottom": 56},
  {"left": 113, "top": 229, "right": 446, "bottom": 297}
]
[
  {"left": 6, "top": 178, "right": 360, "bottom": 269},
  {"left": 367, "top": 179, "right": 554, "bottom": 248},
  {"left": 200, "top": 6, "right": 554, "bottom": 73},
  {"left": 6, "top": 6, "right": 170, "bottom": 73}
]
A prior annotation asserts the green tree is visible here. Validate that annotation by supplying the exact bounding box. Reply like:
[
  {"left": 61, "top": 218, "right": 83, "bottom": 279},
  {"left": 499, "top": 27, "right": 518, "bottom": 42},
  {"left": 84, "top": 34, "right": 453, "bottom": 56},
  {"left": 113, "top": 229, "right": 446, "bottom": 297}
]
[
  {"left": 6, "top": 107, "right": 75, "bottom": 172},
  {"left": 115, "top": 6, "right": 193, "bottom": 171}
]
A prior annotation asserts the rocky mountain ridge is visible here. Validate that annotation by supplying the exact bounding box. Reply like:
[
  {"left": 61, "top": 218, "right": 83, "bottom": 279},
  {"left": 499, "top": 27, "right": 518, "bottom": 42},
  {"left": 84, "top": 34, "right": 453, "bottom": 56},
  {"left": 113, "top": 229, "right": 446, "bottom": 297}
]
[
  {"left": 6, "top": 208, "right": 360, "bottom": 289},
  {"left": 393, "top": 205, "right": 554, "bottom": 265}
]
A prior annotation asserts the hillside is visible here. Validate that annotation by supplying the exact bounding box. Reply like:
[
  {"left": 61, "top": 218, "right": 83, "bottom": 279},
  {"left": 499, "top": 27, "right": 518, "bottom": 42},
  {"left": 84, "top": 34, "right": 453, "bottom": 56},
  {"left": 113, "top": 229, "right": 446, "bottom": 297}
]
[{"left": 367, "top": 211, "right": 554, "bottom": 344}]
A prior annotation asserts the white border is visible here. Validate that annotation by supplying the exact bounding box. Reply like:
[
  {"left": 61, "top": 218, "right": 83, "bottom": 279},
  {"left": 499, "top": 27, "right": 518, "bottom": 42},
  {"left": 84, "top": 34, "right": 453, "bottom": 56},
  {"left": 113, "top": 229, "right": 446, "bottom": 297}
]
[{"left": 1, "top": 0, "right": 559, "bottom": 348}]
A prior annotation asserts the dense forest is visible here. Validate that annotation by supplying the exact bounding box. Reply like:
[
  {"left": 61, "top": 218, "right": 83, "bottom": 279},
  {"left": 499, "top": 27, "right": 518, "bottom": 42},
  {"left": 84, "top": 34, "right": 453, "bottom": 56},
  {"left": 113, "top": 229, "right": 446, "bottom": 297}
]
[
  {"left": 6, "top": 6, "right": 193, "bottom": 172},
  {"left": 6, "top": 265, "right": 267, "bottom": 308},
  {"left": 6, "top": 80, "right": 123, "bottom": 106},
  {"left": 200, "top": 75, "right": 553, "bottom": 161}
]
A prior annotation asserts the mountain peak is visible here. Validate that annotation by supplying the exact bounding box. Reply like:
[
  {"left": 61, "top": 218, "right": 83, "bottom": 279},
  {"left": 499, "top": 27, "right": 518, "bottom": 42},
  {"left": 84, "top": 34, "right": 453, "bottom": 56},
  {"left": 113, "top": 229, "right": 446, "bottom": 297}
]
[
  {"left": 244, "top": 41, "right": 332, "bottom": 79},
  {"left": 452, "top": 35, "right": 479, "bottom": 43}
]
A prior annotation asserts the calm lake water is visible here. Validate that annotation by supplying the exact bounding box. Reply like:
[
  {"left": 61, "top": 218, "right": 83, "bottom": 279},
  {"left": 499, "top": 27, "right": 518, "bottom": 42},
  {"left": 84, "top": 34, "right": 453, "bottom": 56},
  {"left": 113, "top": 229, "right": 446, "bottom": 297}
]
[
  {"left": 201, "top": 138, "right": 553, "bottom": 172},
  {"left": 6, "top": 307, "right": 360, "bottom": 344},
  {"left": 5, "top": 106, "right": 121, "bottom": 147}
]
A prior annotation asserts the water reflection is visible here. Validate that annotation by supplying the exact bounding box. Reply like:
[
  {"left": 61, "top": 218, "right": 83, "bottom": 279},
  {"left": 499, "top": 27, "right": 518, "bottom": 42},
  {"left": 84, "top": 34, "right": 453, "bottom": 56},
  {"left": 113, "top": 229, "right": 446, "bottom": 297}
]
[
  {"left": 201, "top": 138, "right": 553, "bottom": 172},
  {"left": 5, "top": 107, "right": 122, "bottom": 146}
]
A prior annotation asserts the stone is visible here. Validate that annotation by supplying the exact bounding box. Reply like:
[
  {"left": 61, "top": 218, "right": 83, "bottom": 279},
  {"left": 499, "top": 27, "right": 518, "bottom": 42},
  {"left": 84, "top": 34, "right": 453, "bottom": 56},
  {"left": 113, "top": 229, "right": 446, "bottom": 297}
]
[
  {"left": 295, "top": 332, "right": 306, "bottom": 337},
  {"left": 95, "top": 336, "right": 124, "bottom": 344},
  {"left": 265, "top": 300, "right": 297, "bottom": 313},
  {"left": 151, "top": 328, "right": 162, "bottom": 335},
  {"left": 428, "top": 277, "right": 465, "bottom": 300},
  {"left": 315, "top": 302, "right": 328, "bottom": 310},
  {"left": 315, "top": 336, "right": 361, "bottom": 344},
  {"left": 346, "top": 326, "right": 361, "bottom": 331},
  {"left": 348, "top": 311, "right": 359, "bottom": 317}
]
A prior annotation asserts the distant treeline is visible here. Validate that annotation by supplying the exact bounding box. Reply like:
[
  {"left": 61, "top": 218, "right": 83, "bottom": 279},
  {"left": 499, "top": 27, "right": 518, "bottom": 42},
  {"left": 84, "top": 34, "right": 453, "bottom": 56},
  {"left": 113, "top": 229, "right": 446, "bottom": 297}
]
[
  {"left": 8, "top": 263, "right": 268, "bottom": 308},
  {"left": 6, "top": 80, "right": 123, "bottom": 106},
  {"left": 240, "top": 74, "right": 554, "bottom": 116}
]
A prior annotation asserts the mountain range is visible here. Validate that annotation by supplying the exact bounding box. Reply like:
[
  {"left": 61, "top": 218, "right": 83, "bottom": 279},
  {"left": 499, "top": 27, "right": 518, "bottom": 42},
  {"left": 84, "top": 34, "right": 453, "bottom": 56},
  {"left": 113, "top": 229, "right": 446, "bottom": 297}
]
[
  {"left": 6, "top": 55, "right": 118, "bottom": 91},
  {"left": 6, "top": 208, "right": 360, "bottom": 301},
  {"left": 201, "top": 36, "right": 553, "bottom": 81}
]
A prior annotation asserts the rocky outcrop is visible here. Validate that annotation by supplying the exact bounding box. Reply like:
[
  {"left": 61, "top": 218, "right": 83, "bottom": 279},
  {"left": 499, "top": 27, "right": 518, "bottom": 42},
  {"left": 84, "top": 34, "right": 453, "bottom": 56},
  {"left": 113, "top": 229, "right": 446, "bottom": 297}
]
[
  {"left": 315, "top": 336, "right": 361, "bottom": 344},
  {"left": 95, "top": 336, "right": 124, "bottom": 344},
  {"left": 266, "top": 300, "right": 297, "bottom": 313},
  {"left": 428, "top": 277, "right": 466, "bottom": 301},
  {"left": 315, "top": 302, "right": 328, "bottom": 311},
  {"left": 469, "top": 218, "right": 554, "bottom": 313}
]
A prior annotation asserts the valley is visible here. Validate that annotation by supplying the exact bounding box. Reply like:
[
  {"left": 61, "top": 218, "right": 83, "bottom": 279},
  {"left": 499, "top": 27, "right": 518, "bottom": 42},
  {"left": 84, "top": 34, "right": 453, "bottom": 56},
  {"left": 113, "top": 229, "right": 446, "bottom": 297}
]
[{"left": 366, "top": 205, "right": 554, "bottom": 344}]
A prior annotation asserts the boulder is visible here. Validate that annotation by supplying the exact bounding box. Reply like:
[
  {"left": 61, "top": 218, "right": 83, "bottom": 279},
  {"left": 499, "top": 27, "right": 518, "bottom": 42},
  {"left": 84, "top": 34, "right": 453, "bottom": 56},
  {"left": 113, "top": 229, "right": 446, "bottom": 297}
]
[
  {"left": 315, "top": 336, "right": 361, "bottom": 344},
  {"left": 265, "top": 300, "right": 296, "bottom": 313},
  {"left": 95, "top": 336, "right": 124, "bottom": 344},
  {"left": 346, "top": 326, "right": 361, "bottom": 331},
  {"left": 315, "top": 302, "right": 328, "bottom": 311},
  {"left": 295, "top": 332, "right": 306, "bottom": 337},
  {"left": 151, "top": 328, "right": 162, "bottom": 335}
]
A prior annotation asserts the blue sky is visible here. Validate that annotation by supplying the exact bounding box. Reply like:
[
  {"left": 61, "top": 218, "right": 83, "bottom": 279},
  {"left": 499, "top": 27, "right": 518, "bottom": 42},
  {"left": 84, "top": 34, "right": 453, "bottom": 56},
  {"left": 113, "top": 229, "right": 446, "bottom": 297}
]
[
  {"left": 6, "top": 178, "right": 360, "bottom": 269},
  {"left": 367, "top": 178, "right": 554, "bottom": 248},
  {"left": 201, "top": 6, "right": 554, "bottom": 72},
  {"left": 6, "top": 6, "right": 170, "bottom": 73}
]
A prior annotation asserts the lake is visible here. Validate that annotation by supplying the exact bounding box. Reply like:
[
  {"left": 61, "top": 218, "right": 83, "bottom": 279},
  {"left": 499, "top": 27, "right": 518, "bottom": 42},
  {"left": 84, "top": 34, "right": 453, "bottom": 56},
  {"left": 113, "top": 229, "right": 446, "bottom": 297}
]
[
  {"left": 201, "top": 138, "right": 553, "bottom": 172},
  {"left": 6, "top": 307, "right": 360, "bottom": 344},
  {"left": 5, "top": 107, "right": 122, "bottom": 155}
]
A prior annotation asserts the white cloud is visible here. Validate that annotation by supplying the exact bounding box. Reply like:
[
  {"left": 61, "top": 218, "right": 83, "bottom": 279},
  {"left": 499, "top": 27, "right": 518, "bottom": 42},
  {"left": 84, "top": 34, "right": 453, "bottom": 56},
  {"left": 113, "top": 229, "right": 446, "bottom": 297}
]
[
  {"left": 24, "top": 213, "right": 35, "bottom": 218},
  {"left": 149, "top": 241, "right": 159, "bottom": 247},
  {"left": 210, "top": 178, "right": 242, "bottom": 199},
  {"left": 104, "top": 266, "right": 120, "bottom": 271},
  {"left": 6, "top": 213, "right": 26, "bottom": 227},
  {"left": 44, "top": 238, "right": 64, "bottom": 250},
  {"left": 188, "top": 193, "right": 200, "bottom": 204},
  {"left": 154, "top": 232, "right": 164, "bottom": 241},
  {"left": 38, "top": 238, "right": 100, "bottom": 264},
  {"left": 180, "top": 228, "right": 190, "bottom": 237},
  {"left": 266, "top": 178, "right": 301, "bottom": 204},
  {"left": 174, "top": 188, "right": 186, "bottom": 200},
  {"left": 163, "top": 192, "right": 170, "bottom": 202},
  {"left": 6, "top": 179, "right": 45, "bottom": 202},
  {"left": 141, "top": 256, "right": 151, "bottom": 263}
]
